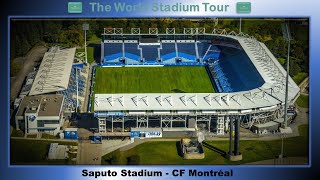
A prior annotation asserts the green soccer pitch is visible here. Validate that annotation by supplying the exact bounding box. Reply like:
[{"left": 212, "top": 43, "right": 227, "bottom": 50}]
[{"left": 93, "top": 66, "right": 215, "bottom": 94}]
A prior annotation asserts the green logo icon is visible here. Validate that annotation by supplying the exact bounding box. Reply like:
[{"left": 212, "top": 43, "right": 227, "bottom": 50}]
[
  {"left": 68, "top": 2, "right": 82, "bottom": 13},
  {"left": 236, "top": 2, "right": 251, "bottom": 14}
]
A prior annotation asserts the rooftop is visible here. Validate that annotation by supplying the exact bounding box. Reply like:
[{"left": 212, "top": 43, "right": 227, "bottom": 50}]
[
  {"left": 29, "top": 47, "right": 76, "bottom": 96},
  {"left": 16, "top": 94, "right": 64, "bottom": 117},
  {"left": 94, "top": 88, "right": 282, "bottom": 111},
  {"left": 47, "top": 143, "right": 68, "bottom": 160},
  {"left": 253, "top": 121, "right": 279, "bottom": 128}
]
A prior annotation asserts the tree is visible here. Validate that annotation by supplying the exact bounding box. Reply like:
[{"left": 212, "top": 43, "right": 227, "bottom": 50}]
[
  {"left": 291, "top": 46, "right": 305, "bottom": 60},
  {"left": 289, "top": 57, "right": 302, "bottom": 76},
  {"left": 59, "top": 24, "right": 84, "bottom": 46},
  {"left": 43, "top": 21, "right": 63, "bottom": 43}
]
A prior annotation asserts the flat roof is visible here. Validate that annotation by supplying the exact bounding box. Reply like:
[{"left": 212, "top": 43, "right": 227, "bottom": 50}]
[
  {"left": 64, "top": 128, "right": 78, "bottom": 131},
  {"left": 131, "top": 128, "right": 162, "bottom": 132},
  {"left": 29, "top": 47, "right": 76, "bottom": 95},
  {"left": 253, "top": 121, "right": 279, "bottom": 128},
  {"left": 48, "top": 143, "right": 68, "bottom": 160},
  {"left": 16, "top": 94, "right": 64, "bottom": 117},
  {"left": 274, "top": 118, "right": 285, "bottom": 123}
]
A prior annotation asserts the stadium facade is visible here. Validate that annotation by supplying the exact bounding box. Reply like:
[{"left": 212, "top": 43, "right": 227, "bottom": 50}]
[
  {"left": 94, "top": 28, "right": 300, "bottom": 139},
  {"left": 15, "top": 94, "right": 65, "bottom": 135},
  {"left": 14, "top": 47, "right": 88, "bottom": 135}
]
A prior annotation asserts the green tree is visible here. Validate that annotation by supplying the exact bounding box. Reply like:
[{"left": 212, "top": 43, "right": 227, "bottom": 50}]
[
  {"left": 43, "top": 21, "right": 63, "bottom": 43},
  {"left": 291, "top": 46, "right": 305, "bottom": 60},
  {"left": 289, "top": 58, "right": 302, "bottom": 76},
  {"left": 59, "top": 24, "right": 84, "bottom": 46}
]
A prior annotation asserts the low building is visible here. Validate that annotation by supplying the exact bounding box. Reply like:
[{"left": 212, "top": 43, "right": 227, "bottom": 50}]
[
  {"left": 251, "top": 121, "right": 280, "bottom": 134},
  {"left": 47, "top": 143, "right": 78, "bottom": 160},
  {"left": 47, "top": 143, "right": 68, "bottom": 160},
  {"left": 180, "top": 138, "right": 205, "bottom": 159},
  {"left": 15, "top": 94, "right": 65, "bottom": 135},
  {"left": 64, "top": 128, "right": 78, "bottom": 139}
]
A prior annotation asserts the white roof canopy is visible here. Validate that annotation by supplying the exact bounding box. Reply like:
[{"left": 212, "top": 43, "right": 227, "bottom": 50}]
[
  {"left": 94, "top": 85, "right": 287, "bottom": 111},
  {"left": 29, "top": 47, "right": 76, "bottom": 95}
]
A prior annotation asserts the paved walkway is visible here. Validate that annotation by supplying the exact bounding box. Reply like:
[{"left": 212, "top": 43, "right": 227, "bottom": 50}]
[
  {"left": 289, "top": 107, "right": 308, "bottom": 136},
  {"left": 101, "top": 139, "right": 131, "bottom": 155},
  {"left": 77, "top": 140, "right": 102, "bottom": 165},
  {"left": 11, "top": 137, "right": 77, "bottom": 142},
  {"left": 83, "top": 63, "right": 95, "bottom": 112},
  {"left": 10, "top": 46, "right": 48, "bottom": 102},
  {"left": 298, "top": 76, "right": 309, "bottom": 94}
]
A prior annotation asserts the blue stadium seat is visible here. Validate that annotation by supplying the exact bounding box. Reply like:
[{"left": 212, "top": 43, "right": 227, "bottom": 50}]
[
  {"left": 217, "top": 47, "right": 264, "bottom": 92},
  {"left": 207, "top": 60, "right": 233, "bottom": 93},
  {"left": 140, "top": 45, "right": 159, "bottom": 61},
  {"left": 197, "top": 42, "right": 221, "bottom": 61},
  {"left": 104, "top": 43, "right": 123, "bottom": 61},
  {"left": 160, "top": 43, "right": 176, "bottom": 61},
  {"left": 100, "top": 40, "right": 265, "bottom": 93},
  {"left": 124, "top": 43, "right": 141, "bottom": 61},
  {"left": 177, "top": 43, "right": 196, "bottom": 61},
  {"left": 57, "top": 67, "right": 89, "bottom": 110}
]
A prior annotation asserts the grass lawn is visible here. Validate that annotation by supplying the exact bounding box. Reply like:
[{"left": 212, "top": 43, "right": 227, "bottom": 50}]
[
  {"left": 76, "top": 47, "right": 95, "bottom": 64},
  {"left": 93, "top": 66, "right": 215, "bottom": 94},
  {"left": 11, "top": 139, "right": 77, "bottom": 165},
  {"left": 90, "top": 96, "right": 94, "bottom": 112},
  {"left": 296, "top": 94, "right": 309, "bottom": 108},
  {"left": 293, "top": 72, "right": 308, "bottom": 85},
  {"left": 102, "top": 125, "right": 308, "bottom": 165},
  {"left": 87, "top": 34, "right": 101, "bottom": 44}
]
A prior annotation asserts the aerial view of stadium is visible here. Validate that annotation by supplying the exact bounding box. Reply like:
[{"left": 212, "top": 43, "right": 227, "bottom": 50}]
[{"left": 10, "top": 18, "right": 309, "bottom": 165}]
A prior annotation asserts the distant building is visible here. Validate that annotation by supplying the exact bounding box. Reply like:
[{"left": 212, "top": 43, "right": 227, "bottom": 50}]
[{"left": 15, "top": 94, "right": 65, "bottom": 135}]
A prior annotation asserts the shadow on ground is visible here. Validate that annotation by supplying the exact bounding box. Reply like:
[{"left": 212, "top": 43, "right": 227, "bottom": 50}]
[
  {"left": 78, "top": 113, "right": 98, "bottom": 131},
  {"left": 88, "top": 43, "right": 101, "bottom": 64},
  {"left": 175, "top": 141, "right": 183, "bottom": 158},
  {"left": 171, "top": 89, "right": 186, "bottom": 93},
  {"left": 202, "top": 142, "right": 227, "bottom": 158}
]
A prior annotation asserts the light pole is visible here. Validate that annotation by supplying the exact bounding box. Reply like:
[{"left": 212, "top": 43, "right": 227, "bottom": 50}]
[
  {"left": 279, "top": 132, "right": 285, "bottom": 159},
  {"left": 281, "top": 22, "right": 292, "bottom": 129},
  {"left": 82, "top": 23, "right": 89, "bottom": 64},
  {"left": 279, "top": 21, "right": 292, "bottom": 159},
  {"left": 284, "top": 37, "right": 291, "bottom": 128},
  {"left": 239, "top": 18, "right": 242, "bottom": 33},
  {"left": 76, "top": 67, "right": 79, "bottom": 113}
]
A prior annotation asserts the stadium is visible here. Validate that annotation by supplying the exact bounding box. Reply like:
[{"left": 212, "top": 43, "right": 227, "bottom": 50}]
[{"left": 91, "top": 27, "right": 300, "bottom": 157}]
